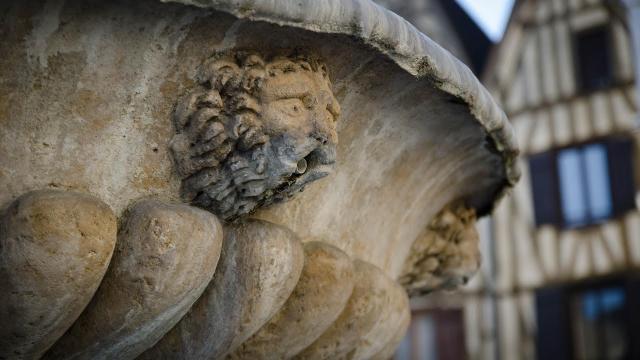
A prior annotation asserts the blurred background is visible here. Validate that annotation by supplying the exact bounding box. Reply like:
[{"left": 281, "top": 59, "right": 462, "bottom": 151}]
[{"left": 372, "top": 0, "right": 640, "bottom": 359}]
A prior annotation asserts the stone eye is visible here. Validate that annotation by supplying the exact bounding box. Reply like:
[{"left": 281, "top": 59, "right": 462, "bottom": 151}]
[
  {"left": 302, "top": 94, "right": 315, "bottom": 109},
  {"left": 275, "top": 98, "right": 306, "bottom": 117}
]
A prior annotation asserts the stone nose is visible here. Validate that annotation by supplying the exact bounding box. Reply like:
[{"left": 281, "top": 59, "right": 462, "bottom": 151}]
[
  {"left": 311, "top": 110, "right": 339, "bottom": 146},
  {"left": 311, "top": 127, "right": 338, "bottom": 149},
  {"left": 326, "top": 96, "right": 341, "bottom": 120},
  {"left": 320, "top": 89, "right": 341, "bottom": 120},
  {"left": 312, "top": 131, "right": 330, "bottom": 146}
]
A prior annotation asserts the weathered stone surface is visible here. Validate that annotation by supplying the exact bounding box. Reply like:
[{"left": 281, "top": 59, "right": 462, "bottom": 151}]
[
  {"left": 0, "top": 190, "right": 117, "bottom": 360},
  {"left": 294, "top": 260, "right": 397, "bottom": 360},
  {"left": 44, "top": 199, "right": 223, "bottom": 360},
  {"left": 0, "top": 1, "right": 520, "bottom": 358},
  {"left": 351, "top": 278, "right": 410, "bottom": 360},
  {"left": 0, "top": 0, "right": 517, "bottom": 279},
  {"left": 172, "top": 51, "right": 340, "bottom": 221},
  {"left": 140, "top": 219, "right": 304, "bottom": 359},
  {"left": 399, "top": 205, "right": 480, "bottom": 296},
  {"left": 371, "top": 302, "right": 411, "bottom": 360},
  {"left": 228, "top": 241, "right": 355, "bottom": 359}
]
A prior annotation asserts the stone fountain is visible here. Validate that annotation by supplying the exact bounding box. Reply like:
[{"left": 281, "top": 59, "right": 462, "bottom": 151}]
[{"left": 0, "top": 0, "right": 519, "bottom": 359}]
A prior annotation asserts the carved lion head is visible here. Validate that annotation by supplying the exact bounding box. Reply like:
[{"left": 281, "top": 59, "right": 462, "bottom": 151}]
[{"left": 170, "top": 50, "right": 340, "bottom": 220}]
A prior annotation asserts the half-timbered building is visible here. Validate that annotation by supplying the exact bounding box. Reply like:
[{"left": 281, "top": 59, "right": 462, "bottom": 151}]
[{"left": 461, "top": 0, "right": 640, "bottom": 359}]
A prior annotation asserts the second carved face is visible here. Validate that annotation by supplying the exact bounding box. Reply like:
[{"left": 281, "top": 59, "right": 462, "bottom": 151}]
[{"left": 170, "top": 51, "right": 340, "bottom": 220}]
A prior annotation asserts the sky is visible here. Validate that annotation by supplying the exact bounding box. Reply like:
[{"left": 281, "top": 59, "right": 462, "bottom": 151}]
[{"left": 455, "top": 0, "right": 516, "bottom": 41}]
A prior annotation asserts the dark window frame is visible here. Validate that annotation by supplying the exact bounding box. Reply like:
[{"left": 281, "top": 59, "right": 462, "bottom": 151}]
[
  {"left": 572, "top": 24, "right": 616, "bottom": 94},
  {"left": 528, "top": 135, "right": 636, "bottom": 229}
]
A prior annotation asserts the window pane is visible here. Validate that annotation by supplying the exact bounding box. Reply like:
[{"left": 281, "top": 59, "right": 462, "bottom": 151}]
[
  {"left": 600, "top": 287, "right": 627, "bottom": 359},
  {"left": 415, "top": 314, "right": 438, "bottom": 360},
  {"left": 572, "top": 287, "right": 629, "bottom": 360},
  {"left": 583, "top": 144, "right": 613, "bottom": 221},
  {"left": 558, "top": 149, "right": 588, "bottom": 226},
  {"left": 573, "top": 291, "right": 601, "bottom": 360},
  {"left": 395, "top": 332, "right": 411, "bottom": 360},
  {"left": 600, "top": 287, "right": 625, "bottom": 313}
]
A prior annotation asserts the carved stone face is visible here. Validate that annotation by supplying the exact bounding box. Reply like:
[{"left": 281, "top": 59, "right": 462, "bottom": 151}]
[{"left": 170, "top": 51, "right": 340, "bottom": 220}]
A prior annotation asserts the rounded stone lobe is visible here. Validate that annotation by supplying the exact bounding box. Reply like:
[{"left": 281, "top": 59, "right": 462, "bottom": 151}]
[
  {"left": 352, "top": 278, "right": 410, "bottom": 360},
  {"left": 227, "top": 241, "right": 355, "bottom": 359},
  {"left": 294, "top": 260, "right": 394, "bottom": 360},
  {"left": 44, "top": 199, "right": 223, "bottom": 360},
  {"left": 0, "top": 190, "right": 117, "bottom": 360},
  {"left": 371, "top": 305, "right": 411, "bottom": 360},
  {"left": 140, "top": 218, "right": 304, "bottom": 359}
]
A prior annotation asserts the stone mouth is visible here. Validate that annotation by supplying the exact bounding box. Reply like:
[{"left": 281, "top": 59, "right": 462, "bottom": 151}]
[
  {"left": 217, "top": 143, "right": 336, "bottom": 222},
  {"left": 270, "top": 145, "right": 336, "bottom": 202},
  {"left": 297, "top": 143, "right": 335, "bottom": 174}
]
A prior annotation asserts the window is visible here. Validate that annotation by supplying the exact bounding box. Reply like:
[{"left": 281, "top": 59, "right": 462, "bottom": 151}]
[
  {"left": 529, "top": 137, "right": 635, "bottom": 228},
  {"left": 396, "top": 309, "right": 466, "bottom": 360},
  {"left": 574, "top": 26, "right": 614, "bottom": 92},
  {"left": 557, "top": 144, "right": 612, "bottom": 227},
  {"left": 572, "top": 287, "right": 628, "bottom": 359},
  {"left": 535, "top": 277, "right": 640, "bottom": 360}
]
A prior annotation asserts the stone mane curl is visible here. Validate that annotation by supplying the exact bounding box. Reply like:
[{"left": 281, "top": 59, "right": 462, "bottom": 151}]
[
  {"left": 170, "top": 50, "right": 339, "bottom": 221},
  {"left": 399, "top": 205, "right": 480, "bottom": 296}
]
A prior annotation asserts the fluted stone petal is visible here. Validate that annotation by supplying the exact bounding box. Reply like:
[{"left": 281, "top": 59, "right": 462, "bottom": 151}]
[
  {"left": 228, "top": 241, "right": 355, "bottom": 359},
  {"left": 0, "top": 190, "right": 117, "bottom": 360},
  {"left": 351, "top": 276, "right": 410, "bottom": 360},
  {"left": 44, "top": 199, "right": 223, "bottom": 360},
  {"left": 140, "top": 219, "right": 304, "bottom": 360},
  {"left": 293, "top": 260, "right": 395, "bottom": 360}
]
